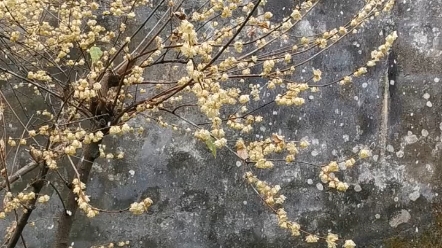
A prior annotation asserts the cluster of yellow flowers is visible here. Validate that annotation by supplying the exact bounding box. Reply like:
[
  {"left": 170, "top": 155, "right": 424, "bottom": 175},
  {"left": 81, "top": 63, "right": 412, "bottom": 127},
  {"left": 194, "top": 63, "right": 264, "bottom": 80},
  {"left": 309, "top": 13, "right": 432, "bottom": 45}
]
[
  {"left": 37, "top": 194, "right": 51, "bottom": 203},
  {"left": 319, "top": 161, "right": 350, "bottom": 192},
  {"left": 97, "top": 143, "right": 125, "bottom": 159},
  {"left": 178, "top": 20, "right": 198, "bottom": 57},
  {"left": 343, "top": 239, "right": 357, "bottom": 248},
  {"left": 43, "top": 149, "right": 58, "bottom": 169},
  {"left": 262, "top": 59, "right": 275, "bottom": 75},
  {"left": 313, "top": 69, "right": 322, "bottom": 82},
  {"left": 0, "top": 73, "right": 12, "bottom": 81},
  {"left": 194, "top": 129, "right": 211, "bottom": 142},
  {"left": 319, "top": 148, "right": 371, "bottom": 192},
  {"left": 305, "top": 234, "right": 319, "bottom": 243},
  {"left": 72, "top": 79, "right": 98, "bottom": 100},
  {"left": 276, "top": 208, "right": 302, "bottom": 237},
  {"left": 326, "top": 233, "right": 340, "bottom": 248},
  {"left": 108, "top": 0, "right": 135, "bottom": 16},
  {"left": 367, "top": 31, "right": 398, "bottom": 67},
  {"left": 383, "top": 0, "right": 395, "bottom": 11},
  {"left": 50, "top": 129, "right": 99, "bottom": 157},
  {"left": 7, "top": 137, "right": 17, "bottom": 147},
  {"left": 194, "top": 86, "right": 236, "bottom": 119},
  {"left": 349, "top": 0, "right": 393, "bottom": 30},
  {"left": 99, "top": 144, "right": 108, "bottom": 158},
  {"left": 275, "top": 83, "right": 309, "bottom": 106},
  {"left": 245, "top": 172, "right": 286, "bottom": 206},
  {"left": 0, "top": 191, "right": 40, "bottom": 219},
  {"left": 83, "top": 131, "right": 106, "bottom": 144},
  {"left": 29, "top": 127, "right": 99, "bottom": 170},
  {"left": 338, "top": 30, "right": 397, "bottom": 85},
  {"left": 0, "top": 192, "right": 50, "bottom": 219},
  {"left": 270, "top": 0, "right": 395, "bottom": 84},
  {"left": 359, "top": 148, "right": 372, "bottom": 159},
  {"left": 64, "top": 140, "right": 82, "bottom": 156},
  {"left": 128, "top": 198, "right": 153, "bottom": 215},
  {"left": 124, "top": 66, "right": 145, "bottom": 85},
  {"left": 27, "top": 71, "right": 51, "bottom": 82},
  {"left": 109, "top": 123, "right": 134, "bottom": 135},
  {"left": 72, "top": 178, "right": 99, "bottom": 218},
  {"left": 323, "top": 233, "right": 357, "bottom": 248},
  {"left": 49, "top": 129, "right": 97, "bottom": 144},
  {"left": 188, "top": 119, "right": 219, "bottom": 146},
  {"left": 236, "top": 134, "right": 308, "bottom": 168},
  {"left": 244, "top": 171, "right": 359, "bottom": 247}
]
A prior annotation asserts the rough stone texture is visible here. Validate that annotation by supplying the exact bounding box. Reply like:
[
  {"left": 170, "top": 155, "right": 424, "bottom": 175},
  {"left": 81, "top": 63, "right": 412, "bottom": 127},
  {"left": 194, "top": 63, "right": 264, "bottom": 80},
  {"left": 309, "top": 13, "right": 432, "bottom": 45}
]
[{"left": 3, "top": 0, "right": 442, "bottom": 247}]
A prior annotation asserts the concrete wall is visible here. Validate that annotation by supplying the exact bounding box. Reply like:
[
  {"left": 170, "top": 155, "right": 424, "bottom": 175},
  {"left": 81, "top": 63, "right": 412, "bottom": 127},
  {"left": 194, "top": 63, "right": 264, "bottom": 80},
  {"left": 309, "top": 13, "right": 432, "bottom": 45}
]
[{"left": 3, "top": 0, "right": 442, "bottom": 247}]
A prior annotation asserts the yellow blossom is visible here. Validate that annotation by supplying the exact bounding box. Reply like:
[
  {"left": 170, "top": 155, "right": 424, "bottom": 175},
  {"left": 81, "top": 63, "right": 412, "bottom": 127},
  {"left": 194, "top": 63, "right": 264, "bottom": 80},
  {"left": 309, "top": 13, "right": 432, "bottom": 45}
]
[
  {"left": 326, "top": 233, "right": 339, "bottom": 248},
  {"left": 305, "top": 235, "right": 319, "bottom": 243},
  {"left": 359, "top": 149, "right": 371, "bottom": 159},
  {"left": 343, "top": 240, "right": 357, "bottom": 248},
  {"left": 313, "top": 69, "right": 322, "bottom": 82}
]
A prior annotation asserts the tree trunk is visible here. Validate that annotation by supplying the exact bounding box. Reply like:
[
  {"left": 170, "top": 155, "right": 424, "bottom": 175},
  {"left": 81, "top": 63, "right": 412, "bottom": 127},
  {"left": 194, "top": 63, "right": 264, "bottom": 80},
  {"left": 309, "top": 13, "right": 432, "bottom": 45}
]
[
  {"left": 52, "top": 141, "right": 100, "bottom": 248},
  {"left": 6, "top": 163, "right": 47, "bottom": 248}
]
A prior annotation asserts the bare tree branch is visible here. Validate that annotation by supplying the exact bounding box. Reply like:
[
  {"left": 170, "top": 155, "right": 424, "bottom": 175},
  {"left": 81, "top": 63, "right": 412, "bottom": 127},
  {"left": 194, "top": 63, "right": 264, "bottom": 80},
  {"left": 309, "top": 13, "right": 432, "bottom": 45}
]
[{"left": 0, "top": 161, "right": 39, "bottom": 191}]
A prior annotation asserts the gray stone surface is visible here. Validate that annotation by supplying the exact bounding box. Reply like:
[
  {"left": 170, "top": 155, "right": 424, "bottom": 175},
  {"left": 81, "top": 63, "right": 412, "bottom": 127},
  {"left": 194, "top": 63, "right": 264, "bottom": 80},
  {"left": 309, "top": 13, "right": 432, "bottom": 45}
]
[{"left": 3, "top": 0, "right": 442, "bottom": 247}]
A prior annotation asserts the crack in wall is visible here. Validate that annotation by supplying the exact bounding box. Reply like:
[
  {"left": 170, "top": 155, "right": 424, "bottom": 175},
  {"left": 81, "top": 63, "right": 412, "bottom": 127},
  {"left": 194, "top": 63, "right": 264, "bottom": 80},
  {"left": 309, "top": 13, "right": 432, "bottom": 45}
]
[
  {"left": 379, "top": 66, "right": 391, "bottom": 161},
  {"left": 379, "top": 50, "right": 397, "bottom": 161}
]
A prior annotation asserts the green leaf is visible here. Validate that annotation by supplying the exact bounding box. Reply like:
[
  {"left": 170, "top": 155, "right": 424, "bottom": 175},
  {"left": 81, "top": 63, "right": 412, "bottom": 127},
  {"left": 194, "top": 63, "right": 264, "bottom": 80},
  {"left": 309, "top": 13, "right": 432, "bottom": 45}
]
[
  {"left": 89, "top": 46, "right": 103, "bottom": 63},
  {"left": 205, "top": 138, "right": 216, "bottom": 158}
]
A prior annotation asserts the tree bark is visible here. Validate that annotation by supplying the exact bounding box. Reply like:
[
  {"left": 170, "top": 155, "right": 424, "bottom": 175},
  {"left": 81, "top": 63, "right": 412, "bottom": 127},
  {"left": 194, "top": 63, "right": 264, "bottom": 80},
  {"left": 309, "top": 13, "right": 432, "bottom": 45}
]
[{"left": 52, "top": 141, "right": 100, "bottom": 248}]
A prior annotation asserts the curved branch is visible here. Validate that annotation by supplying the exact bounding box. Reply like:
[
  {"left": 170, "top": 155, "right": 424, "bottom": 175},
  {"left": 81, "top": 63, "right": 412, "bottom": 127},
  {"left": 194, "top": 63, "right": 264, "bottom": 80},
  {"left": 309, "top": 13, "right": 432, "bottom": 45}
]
[{"left": 0, "top": 162, "right": 39, "bottom": 191}]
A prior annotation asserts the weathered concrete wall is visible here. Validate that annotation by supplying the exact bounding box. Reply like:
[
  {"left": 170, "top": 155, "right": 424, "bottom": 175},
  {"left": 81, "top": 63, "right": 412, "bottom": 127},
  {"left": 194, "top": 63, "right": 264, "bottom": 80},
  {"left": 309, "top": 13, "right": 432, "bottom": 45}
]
[{"left": 4, "top": 0, "right": 442, "bottom": 247}]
